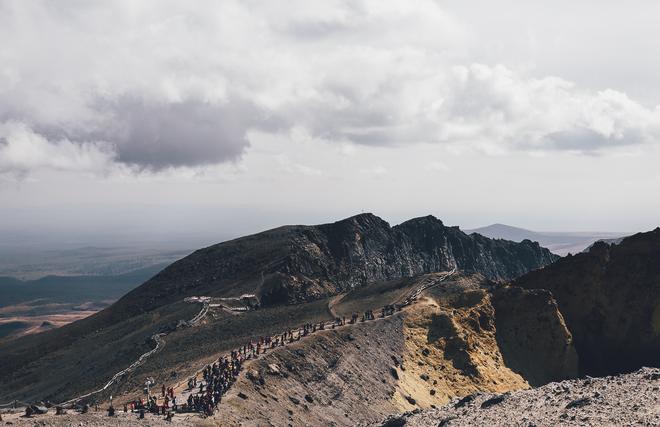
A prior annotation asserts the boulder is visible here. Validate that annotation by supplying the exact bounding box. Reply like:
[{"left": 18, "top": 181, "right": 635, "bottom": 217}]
[
  {"left": 454, "top": 394, "right": 476, "bottom": 408},
  {"left": 481, "top": 395, "right": 505, "bottom": 409},
  {"left": 566, "top": 397, "right": 591, "bottom": 409}
]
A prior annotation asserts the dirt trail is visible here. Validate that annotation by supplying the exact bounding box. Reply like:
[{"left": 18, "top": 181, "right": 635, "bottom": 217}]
[{"left": 51, "top": 297, "right": 211, "bottom": 407}]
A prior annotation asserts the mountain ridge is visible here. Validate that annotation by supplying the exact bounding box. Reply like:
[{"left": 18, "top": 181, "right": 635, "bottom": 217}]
[{"left": 114, "top": 213, "right": 558, "bottom": 316}]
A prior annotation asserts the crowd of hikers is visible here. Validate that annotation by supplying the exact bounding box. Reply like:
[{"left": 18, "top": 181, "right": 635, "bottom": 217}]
[
  {"left": 29, "top": 303, "right": 405, "bottom": 421},
  {"left": 184, "top": 354, "right": 242, "bottom": 416}
]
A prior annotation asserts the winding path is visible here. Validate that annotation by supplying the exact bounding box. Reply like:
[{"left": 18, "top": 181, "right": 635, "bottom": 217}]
[{"left": 56, "top": 297, "right": 211, "bottom": 407}]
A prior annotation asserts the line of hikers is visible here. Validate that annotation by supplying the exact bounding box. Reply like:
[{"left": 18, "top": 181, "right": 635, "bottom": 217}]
[
  {"left": 113, "top": 303, "right": 404, "bottom": 420},
  {"left": 175, "top": 306, "right": 401, "bottom": 416}
]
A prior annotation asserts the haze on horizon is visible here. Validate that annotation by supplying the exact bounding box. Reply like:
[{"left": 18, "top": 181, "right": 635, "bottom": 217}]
[{"left": 2, "top": 0, "right": 660, "bottom": 249}]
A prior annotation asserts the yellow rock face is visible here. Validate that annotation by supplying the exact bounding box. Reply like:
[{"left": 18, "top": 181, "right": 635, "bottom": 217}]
[{"left": 392, "top": 291, "right": 529, "bottom": 411}]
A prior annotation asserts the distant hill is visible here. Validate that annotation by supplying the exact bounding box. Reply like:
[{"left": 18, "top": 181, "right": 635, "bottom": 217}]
[
  {"left": 465, "top": 223, "right": 627, "bottom": 256},
  {"left": 0, "top": 246, "right": 191, "bottom": 280}
]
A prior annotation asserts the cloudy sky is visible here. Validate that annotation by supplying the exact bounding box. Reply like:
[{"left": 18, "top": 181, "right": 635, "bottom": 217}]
[{"left": 2, "top": 0, "right": 660, "bottom": 247}]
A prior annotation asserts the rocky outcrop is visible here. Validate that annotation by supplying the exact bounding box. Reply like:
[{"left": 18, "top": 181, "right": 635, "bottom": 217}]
[
  {"left": 396, "top": 277, "right": 577, "bottom": 410},
  {"left": 515, "top": 228, "right": 660, "bottom": 376},
  {"left": 118, "top": 213, "right": 558, "bottom": 314},
  {"left": 491, "top": 286, "right": 578, "bottom": 386}
]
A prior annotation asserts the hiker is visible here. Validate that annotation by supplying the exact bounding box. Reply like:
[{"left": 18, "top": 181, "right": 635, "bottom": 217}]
[{"left": 108, "top": 405, "right": 115, "bottom": 417}]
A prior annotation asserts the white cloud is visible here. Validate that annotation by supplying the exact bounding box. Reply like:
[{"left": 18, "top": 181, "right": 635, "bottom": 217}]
[
  {"left": 425, "top": 161, "right": 450, "bottom": 172},
  {"left": 360, "top": 166, "right": 388, "bottom": 178},
  {"left": 275, "top": 154, "right": 323, "bottom": 176},
  {"left": 1, "top": 0, "right": 660, "bottom": 180},
  {"left": 0, "top": 121, "right": 116, "bottom": 179}
]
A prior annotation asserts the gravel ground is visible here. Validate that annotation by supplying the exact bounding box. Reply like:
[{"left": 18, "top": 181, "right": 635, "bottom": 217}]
[
  {"left": 0, "top": 409, "right": 209, "bottom": 426},
  {"left": 4, "top": 369, "right": 659, "bottom": 426},
  {"left": 376, "top": 367, "right": 660, "bottom": 427}
]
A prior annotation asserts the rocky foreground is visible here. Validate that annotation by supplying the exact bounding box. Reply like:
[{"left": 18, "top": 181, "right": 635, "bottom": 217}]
[{"left": 377, "top": 367, "right": 660, "bottom": 427}]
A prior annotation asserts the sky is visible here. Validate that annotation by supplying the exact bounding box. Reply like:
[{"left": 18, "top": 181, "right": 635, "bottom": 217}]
[{"left": 2, "top": 0, "right": 660, "bottom": 248}]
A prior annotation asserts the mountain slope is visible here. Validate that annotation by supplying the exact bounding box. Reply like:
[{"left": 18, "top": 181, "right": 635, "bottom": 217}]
[
  {"left": 116, "top": 213, "right": 558, "bottom": 316},
  {"left": 515, "top": 228, "right": 660, "bottom": 376}
]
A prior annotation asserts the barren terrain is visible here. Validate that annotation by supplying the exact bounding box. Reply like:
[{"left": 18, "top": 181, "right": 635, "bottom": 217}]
[{"left": 378, "top": 367, "right": 660, "bottom": 426}]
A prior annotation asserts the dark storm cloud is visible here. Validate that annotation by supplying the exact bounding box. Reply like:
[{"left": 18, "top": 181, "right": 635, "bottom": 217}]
[
  {"left": 98, "top": 97, "right": 270, "bottom": 169},
  {"left": 24, "top": 97, "right": 278, "bottom": 171}
]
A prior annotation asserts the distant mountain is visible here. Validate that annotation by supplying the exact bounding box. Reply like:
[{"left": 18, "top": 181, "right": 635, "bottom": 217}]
[
  {"left": 466, "top": 223, "right": 627, "bottom": 256},
  {"left": 465, "top": 224, "right": 546, "bottom": 242}
]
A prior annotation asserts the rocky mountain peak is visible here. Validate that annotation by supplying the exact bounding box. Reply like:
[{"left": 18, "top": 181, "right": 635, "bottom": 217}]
[
  {"left": 318, "top": 212, "right": 391, "bottom": 238},
  {"left": 396, "top": 215, "right": 445, "bottom": 230}
]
